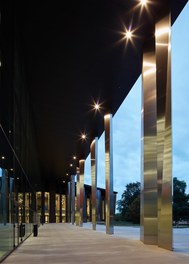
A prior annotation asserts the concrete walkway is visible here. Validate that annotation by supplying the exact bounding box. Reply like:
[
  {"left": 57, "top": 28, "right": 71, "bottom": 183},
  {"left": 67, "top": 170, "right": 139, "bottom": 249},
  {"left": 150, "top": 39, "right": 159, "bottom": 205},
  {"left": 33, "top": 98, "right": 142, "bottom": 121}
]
[{"left": 2, "top": 223, "right": 189, "bottom": 264}]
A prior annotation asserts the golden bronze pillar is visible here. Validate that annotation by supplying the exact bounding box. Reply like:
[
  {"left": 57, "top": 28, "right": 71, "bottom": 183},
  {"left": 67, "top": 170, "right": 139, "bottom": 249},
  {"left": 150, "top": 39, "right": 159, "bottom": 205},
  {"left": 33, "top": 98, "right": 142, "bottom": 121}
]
[
  {"left": 79, "top": 159, "right": 85, "bottom": 227},
  {"left": 156, "top": 12, "right": 172, "bottom": 250},
  {"left": 141, "top": 8, "right": 172, "bottom": 250},
  {"left": 75, "top": 170, "right": 80, "bottom": 226},
  {"left": 90, "top": 137, "right": 98, "bottom": 230},
  {"left": 71, "top": 175, "right": 75, "bottom": 225},
  {"left": 141, "top": 38, "right": 158, "bottom": 245},
  {"left": 104, "top": 114, "right": 114, "bottom": 235},
  {"left": 67, "top": 182, "right": 71, "bottom": 223}
]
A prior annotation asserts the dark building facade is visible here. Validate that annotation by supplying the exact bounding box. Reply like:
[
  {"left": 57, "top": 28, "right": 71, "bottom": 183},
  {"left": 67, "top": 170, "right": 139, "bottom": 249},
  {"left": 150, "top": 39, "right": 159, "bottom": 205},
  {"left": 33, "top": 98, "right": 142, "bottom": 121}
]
[{"left": 1, "top": 0, "right": 188, "bottom": 262}]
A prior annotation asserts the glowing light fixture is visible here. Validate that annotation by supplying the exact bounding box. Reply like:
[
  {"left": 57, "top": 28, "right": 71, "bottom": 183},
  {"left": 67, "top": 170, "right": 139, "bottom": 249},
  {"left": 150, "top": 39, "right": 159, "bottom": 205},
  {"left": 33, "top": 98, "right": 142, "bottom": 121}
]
[
  {"left": 70, "top": 163, "right": 73, "bottom": 167},
  {"left": 81, "top": 133, "right": 87, "bottom": 140},
  {"left": 94, "top": 103, "right": 100, "bottom": 110},
  {"left": 91, "top": 99, "right": 103, "bottom": 113},
  {"left": 135, "top": 0, "right": 152, "bottom": 18},
  {"left": 1, "top": 156, "right": 5, "bottom": 160},
  {"left": 73, "top": 156, "right": 76, "bottom": 160},
  {"left": 117, "top": 25, "right": 137, "bottom": 49},
  {"left": 66, "top": 173, "right": 69, "bottom": 176},
  {"left": 125, "top": 29, "right": 132, "bottom": 40},
  {"left": 140, "top": 0, "right": 148, "bottom": 6}
]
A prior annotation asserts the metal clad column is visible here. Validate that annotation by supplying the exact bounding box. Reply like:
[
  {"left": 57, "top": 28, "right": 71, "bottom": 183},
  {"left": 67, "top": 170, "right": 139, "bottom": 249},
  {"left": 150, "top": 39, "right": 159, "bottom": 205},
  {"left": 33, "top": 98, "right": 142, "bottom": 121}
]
[
  {"left": 141, "top": 39, "right": 158, "bottom": 245},
  {"left": 71, "top": 175, "right": 75, "bottom": 225},
  {"left": 104, "top": 114, "right": 114, "bottom": 235},
  {"left": 156, "top": 12, "right": 172, "bottom": 250},
  {"left": 76, "top": 171, "right": 80, "bottom": 226},
  {"left": 79, "top": 159, "right": 85, "bottom": 227},
  {"left": 67, "top": 182, "right": 71, "bottom": 223},
  {"left": 90, "top": 137, "right": 98, "bottom": 230}
]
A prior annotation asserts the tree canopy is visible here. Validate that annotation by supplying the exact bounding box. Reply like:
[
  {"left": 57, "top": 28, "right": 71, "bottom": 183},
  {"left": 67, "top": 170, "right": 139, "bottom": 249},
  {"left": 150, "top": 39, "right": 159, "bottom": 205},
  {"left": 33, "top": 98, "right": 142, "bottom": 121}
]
[
  {"left": 173, "top": 177, "right": 189, "bottom": 222},
  {"left": 117, "top": 177, "right": 189, "bottom": 224},
  {"left": 117, "top": 182, "right": 140, "bottom": 223}
]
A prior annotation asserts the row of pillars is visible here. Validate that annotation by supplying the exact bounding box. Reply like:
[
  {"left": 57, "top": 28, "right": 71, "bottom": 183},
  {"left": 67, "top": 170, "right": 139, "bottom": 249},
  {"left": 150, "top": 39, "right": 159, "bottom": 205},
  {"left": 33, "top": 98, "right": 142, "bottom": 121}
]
[
  {"left": 68, "top": 10, "right": 172, "bottom": 250},
  {"left": 67, "top": 113, "right": 114, "bottom": 235}
]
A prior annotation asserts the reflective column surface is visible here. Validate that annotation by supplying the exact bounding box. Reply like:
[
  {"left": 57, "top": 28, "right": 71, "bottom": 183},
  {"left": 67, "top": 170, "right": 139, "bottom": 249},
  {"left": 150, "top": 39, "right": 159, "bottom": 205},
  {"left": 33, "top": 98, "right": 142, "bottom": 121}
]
[
  {"left": 67, "top": 182, "right": 71, "bottom": 223},
  {"left": 141, "top": 39, "right": 158, "bottom": 245},
  {"left": 90, "top": 138, "right": 98, "bottom": 230},
  {"left": 96, "top": 189, "right": 102, "bottom": 222},
  {"left": 75, "top": 172, "right": 80, "bottom": 226},
  {"left": 156, "top": 12, "right": 172, "bottom": 250},
  {"left": 104, "top": 114, "right": 114, "bottom": 235},
  {"left": 71, "top": 175, "right": 75, "bottom": 225},
  {"left": 79, "top": 160, "right": 85, "bottom": 227}
]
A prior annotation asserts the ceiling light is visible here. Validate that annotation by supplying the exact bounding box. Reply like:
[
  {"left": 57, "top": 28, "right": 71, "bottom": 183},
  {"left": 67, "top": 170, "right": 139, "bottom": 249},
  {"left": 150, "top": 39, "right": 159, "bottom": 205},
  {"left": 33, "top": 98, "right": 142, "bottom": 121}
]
[
  {"left": 140, "top": 0, "right": 148, "bottom": 6},
  {"left": 73, "top": 156, "right": 76, "bottom": 160},
  {"left": 94, "top": 103, "right": 100, "bottom": 110},
  {"left": 91, "top": 99, "right": 103, "bottom": 113},
  {"left": 125, "top": 30, "right": 132, "bottom": 40},
  {"left": 81, "top": 133, "right": 87, "bottom": 140}
]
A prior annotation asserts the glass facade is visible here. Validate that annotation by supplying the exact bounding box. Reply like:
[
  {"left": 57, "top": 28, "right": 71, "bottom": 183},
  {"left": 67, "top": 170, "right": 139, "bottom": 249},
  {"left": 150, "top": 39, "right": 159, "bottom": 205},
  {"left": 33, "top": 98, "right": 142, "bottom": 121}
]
[
  {"left": 61, "top": 195, "right": 66, "bottom": 223},
  {"left": 55, "top": 194, "right": 60, "bottom": 223},
  {"left": 44, "top": 192, "right": 50, "bottom": 223},
  {"left": 0, "top": 169, "right": 34, "bottom": 261},
  {"left": 0, "top": 2, "right": 42, "bottom": 260}
]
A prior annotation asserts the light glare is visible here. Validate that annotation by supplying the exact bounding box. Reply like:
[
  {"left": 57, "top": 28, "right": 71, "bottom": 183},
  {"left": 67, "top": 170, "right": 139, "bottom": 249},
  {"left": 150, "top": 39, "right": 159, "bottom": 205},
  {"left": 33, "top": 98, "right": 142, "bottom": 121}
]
[
  {"left": 125, "top": 30, "right": 132, "bottom": 40},
  {"left": 94, "top": 103, "right": 100, "bottom": 110},
  {"left": 81, "top": 134, "right": 86, "bottom": 140},
  {"left": 140, "top": 0, "right": 148, "bottom": 6},
  {"left": 91, "top": 99, "right": 103, "bottom": 113}
]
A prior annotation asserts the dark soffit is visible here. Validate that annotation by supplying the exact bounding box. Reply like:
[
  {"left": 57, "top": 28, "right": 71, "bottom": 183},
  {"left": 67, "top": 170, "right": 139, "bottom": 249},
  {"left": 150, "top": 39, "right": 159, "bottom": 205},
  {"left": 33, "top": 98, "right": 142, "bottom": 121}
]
[{"left": 17, "top": 0, "right": 188, "bottom": 183}]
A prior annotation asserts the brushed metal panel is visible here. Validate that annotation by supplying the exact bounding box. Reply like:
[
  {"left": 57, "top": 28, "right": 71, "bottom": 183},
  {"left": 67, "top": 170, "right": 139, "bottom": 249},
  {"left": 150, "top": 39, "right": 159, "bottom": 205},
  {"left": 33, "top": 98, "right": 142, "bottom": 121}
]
[
  {"left": 79, "top": 159, "right": 85, "bottom": 227},
  {"left": 141, "top": 41, "right": 158, "bottom": 245},
  {"left": 67, "top": 182, "right": 71, "bottom": 223},
  {"left": 71, "top": 175, "right": 75, "bottom": 225},
  {"left": 75, "top": 172, "right": 80, "bottom": 226},
  {"left": 90, "top": 137, "right": 98, "bottom": 230},
  {"left": 104, "top": 114, "right": 114, "bottom": 235},
  {"left": 156, "top": 12, "right": 172, "bottom": 250}
]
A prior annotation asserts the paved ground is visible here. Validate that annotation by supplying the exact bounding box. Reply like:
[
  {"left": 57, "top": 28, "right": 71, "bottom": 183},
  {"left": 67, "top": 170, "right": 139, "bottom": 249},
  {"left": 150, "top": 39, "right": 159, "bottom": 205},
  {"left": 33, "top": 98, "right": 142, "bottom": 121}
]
[{"left": 1, "top": 223, "right": 189, "bottom": 264}]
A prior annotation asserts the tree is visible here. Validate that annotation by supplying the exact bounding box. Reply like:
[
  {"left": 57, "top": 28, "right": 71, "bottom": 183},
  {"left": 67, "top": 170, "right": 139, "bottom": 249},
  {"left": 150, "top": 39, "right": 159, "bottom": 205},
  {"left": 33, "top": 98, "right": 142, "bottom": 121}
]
[
  {"left": 117, "top": 177, "right": 189, "bottom": 225},
  {"left": 117, "top": 182, "right": 140, "bottom": 223},
  {"left": 173, "top": 177, "right": 189, "bottom": 222}
]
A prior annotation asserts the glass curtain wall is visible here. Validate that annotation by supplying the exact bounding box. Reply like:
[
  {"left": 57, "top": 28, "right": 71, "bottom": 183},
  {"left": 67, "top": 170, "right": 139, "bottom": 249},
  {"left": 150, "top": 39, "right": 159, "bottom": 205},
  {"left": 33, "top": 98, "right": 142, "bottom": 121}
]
[
  {"left": 44, "top": 192, "right": 50, "bottom": 223},
  {"left": 61, "top": 195, "right": 66, "bottom": 223},
  {"left": 0, "top": 1, "right": 41, "bottom": 261}
]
